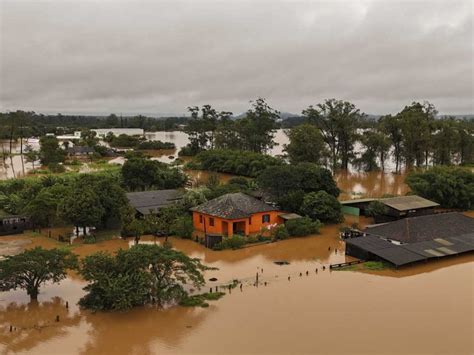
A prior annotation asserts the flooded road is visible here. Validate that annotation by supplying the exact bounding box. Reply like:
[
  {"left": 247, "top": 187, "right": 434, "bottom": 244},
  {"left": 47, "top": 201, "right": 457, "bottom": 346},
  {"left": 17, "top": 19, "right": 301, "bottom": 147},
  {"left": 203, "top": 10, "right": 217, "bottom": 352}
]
[{"left": 1, "top": 213, "right": 473, "bottom": 354}]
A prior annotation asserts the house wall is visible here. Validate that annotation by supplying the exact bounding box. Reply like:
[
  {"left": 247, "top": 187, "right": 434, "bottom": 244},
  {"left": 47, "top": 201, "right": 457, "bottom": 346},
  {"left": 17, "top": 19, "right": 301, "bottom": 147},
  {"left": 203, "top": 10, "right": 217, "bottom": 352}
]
[{"left": 192, "top": 211, "right": 284, "bottom": 237}]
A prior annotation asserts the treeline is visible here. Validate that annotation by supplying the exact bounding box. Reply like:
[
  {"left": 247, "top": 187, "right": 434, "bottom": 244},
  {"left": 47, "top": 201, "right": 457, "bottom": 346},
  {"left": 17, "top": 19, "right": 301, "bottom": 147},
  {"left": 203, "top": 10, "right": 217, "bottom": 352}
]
[
  {"left": 0, "top": 111, "right": 188, "bottom": 139},
  {"left": 181, "top": 98, "right": 474, "bottom": 171},
  {"left": 0, "top": 156, "right": 187, "bottom": 232},
  {"left": 105, "top": 133, "right": 175, "bottom": 150}
]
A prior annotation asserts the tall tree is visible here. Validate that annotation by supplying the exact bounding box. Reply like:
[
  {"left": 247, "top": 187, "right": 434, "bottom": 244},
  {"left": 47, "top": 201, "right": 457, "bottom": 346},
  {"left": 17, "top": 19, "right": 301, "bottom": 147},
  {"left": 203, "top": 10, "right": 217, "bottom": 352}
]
[
  {"left": 398, "top": 102, "right": 436, "bottom": 168},
  {"left": 39, "top": 136, "right": 66, "bottom": 166},
  {"left": 185, "top": 105, "right": 230, "bottom": 153},
  {"left": 303, "top": 99, "right": 363, "bottom": 171},
  {"left": 284, "top": 124, "right": 329, "bottom": 165},
  {"left": 356, "top": 129, "right": 390, "bottom": 171},
  {"left": 0, "top": 247, "right": 78, "bottom": 301},
  {"left": 236, "top": 98, "right": 279, "bottom": 153},
  {"left": 379, "top": 114, "right": 403, "bottom": 173},
  {"left": 59, "top": 184, "right": 105, "bottom": 236}
]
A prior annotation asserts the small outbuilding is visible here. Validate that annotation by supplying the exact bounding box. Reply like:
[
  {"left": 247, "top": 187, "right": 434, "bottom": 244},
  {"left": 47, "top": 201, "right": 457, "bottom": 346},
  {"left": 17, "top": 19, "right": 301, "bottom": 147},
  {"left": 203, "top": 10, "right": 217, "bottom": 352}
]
[
  {"left": 340, "top": 195, "right": 439, "bottom": 222},
  {"left": 66, "top": 146, "right": 95, "bottom": 157},
  {"left": 126, "top": 189, "right": 183, "bottom": 217},
  {"left": 0, "top": 216, "right": 31, "bottom": 236}
]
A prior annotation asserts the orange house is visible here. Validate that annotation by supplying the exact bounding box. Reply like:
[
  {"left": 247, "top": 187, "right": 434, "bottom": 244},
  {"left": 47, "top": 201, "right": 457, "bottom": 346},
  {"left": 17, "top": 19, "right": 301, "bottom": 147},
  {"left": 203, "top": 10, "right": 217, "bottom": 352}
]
[{"left": 190, "top": 192, "right": 284, "bottom": 237}]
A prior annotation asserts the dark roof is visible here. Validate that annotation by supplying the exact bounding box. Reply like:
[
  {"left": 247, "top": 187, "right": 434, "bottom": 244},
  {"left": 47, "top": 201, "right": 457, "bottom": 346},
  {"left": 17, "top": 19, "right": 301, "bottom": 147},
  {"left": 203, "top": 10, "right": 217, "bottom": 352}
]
[
  {"left": 126, "top": 189, "right": 183, "bottom": 215},
  {"left": 67, "top": 146, "right": 95, "bottom": 154},
  {"left": 190, "top": 192, "right": 278, "bottom": 219},
  {"left": 346, "top": 232, "right": 474, "bottom": 267},
  {"left": 381, "top": 195, "right": 439, "bottom": 211},
  {"left": 364, "top": 212, "right": 474, "bottom": 243}
]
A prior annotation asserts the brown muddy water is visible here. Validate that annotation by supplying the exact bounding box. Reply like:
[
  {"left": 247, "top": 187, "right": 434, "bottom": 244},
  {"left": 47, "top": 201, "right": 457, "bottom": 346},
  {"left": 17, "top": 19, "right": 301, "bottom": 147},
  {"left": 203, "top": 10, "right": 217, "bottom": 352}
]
[{"left": 1, "top": 214, "right": 473, "bottom": 355}]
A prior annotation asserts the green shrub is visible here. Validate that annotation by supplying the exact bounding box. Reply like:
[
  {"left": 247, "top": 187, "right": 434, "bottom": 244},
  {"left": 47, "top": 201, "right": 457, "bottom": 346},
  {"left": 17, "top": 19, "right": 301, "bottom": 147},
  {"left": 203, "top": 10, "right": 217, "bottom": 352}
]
[
  {"left": 48, "top": 163, "right": 66, "bottom": 173},
  {"left": 285, "top": 217, "right": 322, "bottom": 237},
  {"left": 213, "top": 235, "right": 247, "bottom": 250},
  {"left": 136, "top": 141, "right": 175, "bottom": 150},
  {"left": 191, "top": 149, "right": 283, "bottom": 177},
  {"left": 271, "top": 225, "right": 289, "bottom": 240},
  {"left": 83, "top": 235, "right": 97, "bottom": 244},
  {"left": 170, "top": 215, "right": 194, "bottom": 239}
]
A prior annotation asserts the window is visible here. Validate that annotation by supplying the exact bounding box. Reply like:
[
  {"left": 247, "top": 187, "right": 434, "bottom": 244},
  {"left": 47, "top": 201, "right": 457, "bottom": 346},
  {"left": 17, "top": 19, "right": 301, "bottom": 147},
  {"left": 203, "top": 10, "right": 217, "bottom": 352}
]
[
  {"left": 262, "top": 214, "right": 270, "bottom": 223},
  {"left": 248, "top": 217, "right": 252, "bottom": 225},
  {"left": 199, "top": 215, "right": 203, "bottom": 224},
  {"left": 209, "top": 218, "right": 215, "bottom": 227}
]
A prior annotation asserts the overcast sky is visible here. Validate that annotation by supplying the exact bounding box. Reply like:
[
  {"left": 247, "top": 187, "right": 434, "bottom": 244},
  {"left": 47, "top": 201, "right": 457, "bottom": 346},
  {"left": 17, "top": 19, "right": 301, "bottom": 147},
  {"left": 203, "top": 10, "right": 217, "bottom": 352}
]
[{"left": 0, "top": 0, "right": 472, "bottom": 116}]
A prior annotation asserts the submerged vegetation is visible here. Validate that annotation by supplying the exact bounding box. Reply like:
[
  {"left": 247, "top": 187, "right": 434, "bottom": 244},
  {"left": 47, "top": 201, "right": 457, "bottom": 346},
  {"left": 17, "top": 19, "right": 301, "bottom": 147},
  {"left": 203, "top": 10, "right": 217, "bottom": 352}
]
[{"left": 79, "top": 244, "right": 210, "bottom": 311}]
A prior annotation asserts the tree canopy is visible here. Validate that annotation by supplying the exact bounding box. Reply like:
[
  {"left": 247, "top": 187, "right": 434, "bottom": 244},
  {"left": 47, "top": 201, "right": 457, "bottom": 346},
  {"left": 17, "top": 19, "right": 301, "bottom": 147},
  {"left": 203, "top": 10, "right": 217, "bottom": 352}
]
[
  {"left": 0, "top": 247, "right": 78, "bottom": 301},
  {"left": 405, "top": 167, "right": 474, "bottom": 209},
  {"left": 79, "top": 244, "right": 209, "bottom": 310}
]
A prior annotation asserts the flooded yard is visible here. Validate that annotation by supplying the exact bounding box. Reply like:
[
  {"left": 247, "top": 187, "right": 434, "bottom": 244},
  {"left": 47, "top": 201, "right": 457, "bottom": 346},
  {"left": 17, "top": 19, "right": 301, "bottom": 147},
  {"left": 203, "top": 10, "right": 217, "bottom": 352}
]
[{"left": 0, "top": 213, "right": 473, "bottom": 354}]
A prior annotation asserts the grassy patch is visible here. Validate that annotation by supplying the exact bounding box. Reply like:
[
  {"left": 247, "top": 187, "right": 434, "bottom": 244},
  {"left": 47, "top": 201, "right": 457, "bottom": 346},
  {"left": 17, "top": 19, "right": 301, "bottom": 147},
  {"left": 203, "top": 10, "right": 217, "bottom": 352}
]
[
  {"left": 179, "top": 292, "right": 226, "bottom": 308},
  {"left": 363, "top": 261, "right": 389, "bottom": 270},
  {"left": 333, "top": 261, "right": 390, "bottom": 271}
]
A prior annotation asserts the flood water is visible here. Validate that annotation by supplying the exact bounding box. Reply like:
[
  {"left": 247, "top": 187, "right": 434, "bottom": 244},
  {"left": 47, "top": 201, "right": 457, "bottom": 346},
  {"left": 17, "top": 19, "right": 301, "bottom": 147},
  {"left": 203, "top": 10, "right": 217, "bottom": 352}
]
[{"left": 1, "top": 213, "right": 473, "bottom": 354}]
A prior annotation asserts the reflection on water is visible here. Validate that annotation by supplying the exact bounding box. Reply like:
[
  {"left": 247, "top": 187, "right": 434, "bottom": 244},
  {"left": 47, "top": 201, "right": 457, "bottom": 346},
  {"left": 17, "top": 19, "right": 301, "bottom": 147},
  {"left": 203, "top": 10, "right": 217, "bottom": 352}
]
[{"left": 1, "top": 213, "right": 473, "bottom": 354}]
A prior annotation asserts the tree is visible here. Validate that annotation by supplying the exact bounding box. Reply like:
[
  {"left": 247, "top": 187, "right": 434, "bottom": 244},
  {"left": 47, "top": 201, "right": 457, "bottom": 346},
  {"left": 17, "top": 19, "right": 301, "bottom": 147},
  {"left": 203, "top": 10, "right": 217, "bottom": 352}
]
[
  {"left": 284, "top": 124, "right": 329, "bottom": 165},
  {"left": 379, "top": 114, "right": 403, "bottom": 173},
  {"left": 0, "top": 247, "right": 78, "bottom": 301},
  {"left": 236, "top": 98, "right": 279, "bottom": 153},
  {"left": 170, "top": 215, "right": 194, "bottom": 239},
  {"left": 257, "top": 163, "right": 339, "bottom": 212},
  {"left": 79, "top": 244, "right": 209, "bottom": 310},
  {"left": 303, "top": 99, "right": 363, "bottom": 171},
  {"left": 398, "top": 102, "right": 436, "bottom": 168},
  {"left": 125, "top": 218, "right": 147, "bottom": 244},
  {"left": 185, "top": 105, "right": 231, "bottom": 153},
  {"left": 23, "top": 184, "right": 67, "bottom": 227},
  {"left": 301, "top": 191, "right": 343, "bottom": 223},
  {"left": 455, "top": 119, "right": 474, "bottom": 165},
  {"left": 24, "top": 145, "right": 40, "bottom": 171},
  {"left": 365, "top": 200, "right": 388, "bottom": 217},
  {"left": 405, "top": 167, "right": 474, "bottom": 209},
  {"left": 356, "top": 130, "right": 390, "bottom": 171},
  {"left": 214, "top": 116, "right": 241, "bottom": 150},
  {"left": 59, "top": 184, "right": 105, "bottom": 236},
  {"left": 39, "top": 136, "right": 66, "bottom": 165},
  {"left": 122, "top": 157, "right": 187, "bottom": 191}
]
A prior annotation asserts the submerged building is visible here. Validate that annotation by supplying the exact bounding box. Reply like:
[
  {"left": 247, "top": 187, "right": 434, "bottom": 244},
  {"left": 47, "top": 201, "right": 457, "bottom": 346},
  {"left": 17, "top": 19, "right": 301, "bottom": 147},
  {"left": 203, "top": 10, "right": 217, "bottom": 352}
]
[
  {"left": 126, "top": 189, "right": 183, "bottom": 217},
  {"left": 345, "top": 212, "right": 474, "bottom": 267},
  {"left": 341, "top": 195, "right": 439, "bottom": 222}
]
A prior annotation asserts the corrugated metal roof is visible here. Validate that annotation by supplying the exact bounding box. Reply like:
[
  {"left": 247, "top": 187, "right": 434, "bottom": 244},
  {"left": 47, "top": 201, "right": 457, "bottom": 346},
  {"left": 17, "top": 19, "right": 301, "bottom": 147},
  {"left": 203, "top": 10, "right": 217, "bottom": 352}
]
[
  {"left": 364, "top": 212, "right": 474, "bottom": 243},
  {"left": 340, "top": 198, "right": 377, "bottom": 205},
  {"left": 381, "top": 195, "right": 439, "bottom": 211},
  {"left": 279, "top": 213, "right": 303, "bottom": 220},
  {"left": 346, "top": 231, "right": 474, "bottom": 267}
]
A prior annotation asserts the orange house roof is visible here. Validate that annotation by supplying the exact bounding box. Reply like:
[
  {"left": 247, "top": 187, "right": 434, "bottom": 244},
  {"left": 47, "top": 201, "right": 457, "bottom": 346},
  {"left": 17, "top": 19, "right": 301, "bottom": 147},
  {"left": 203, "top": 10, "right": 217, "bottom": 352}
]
[{"left": 190, "top": 192, "right": 278, "bottom": 219}]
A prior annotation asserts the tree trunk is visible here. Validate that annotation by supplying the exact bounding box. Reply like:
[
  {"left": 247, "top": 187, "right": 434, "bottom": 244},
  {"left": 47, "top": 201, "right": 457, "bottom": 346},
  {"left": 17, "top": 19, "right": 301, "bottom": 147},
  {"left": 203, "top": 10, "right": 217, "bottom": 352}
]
[
  {"left": 83, "top": 226, "right": 87, "bottom": 236},
  {"left": 27, "top": 287, "right": 39, "bottom": 301}
]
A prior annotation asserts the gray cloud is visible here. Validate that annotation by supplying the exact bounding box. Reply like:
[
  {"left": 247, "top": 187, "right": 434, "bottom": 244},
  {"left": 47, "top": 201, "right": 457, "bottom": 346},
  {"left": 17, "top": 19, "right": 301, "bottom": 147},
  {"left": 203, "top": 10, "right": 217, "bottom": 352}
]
[{"left": 0, "top": 0, "right": 472, "bottom": 115}]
